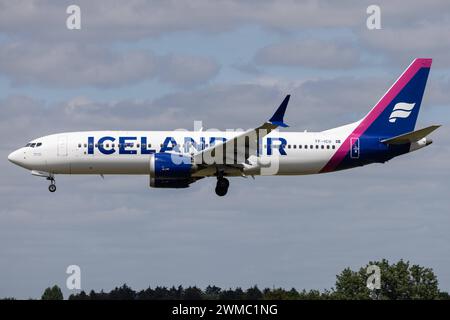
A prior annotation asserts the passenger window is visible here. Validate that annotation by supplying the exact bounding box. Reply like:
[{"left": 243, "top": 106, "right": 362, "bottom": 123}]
[
  {"left": 321, "top": 145, "right": 324, "bottom": 149},
  {"left": 327, "top": 145, "right": 330, "bottom": 149},
  {"left": 305, "top": 145, "right": 308, "bottom": 149},
  {"left": 293, "top": 145, "right": 296, "bottom": 149},
  {"left": 288, "top": 145, "right": 291, "bottom": 149},
  {"left": 78, "top": 143, "right": 81, "bottom": 148},
  {"left": 310, "top": 145, "right": 313, "bottom": 149},
  {"left": 315, "top": 145, "right": 319, "bottom": 149},
  {"left": 137, "top": 144, "right": 140, "bottom": 148},
  {"left": 299, "top": 145, "right": 302, "bottom": 149},
  {"left": 148, "top": 144, "right": 151, "bottom": 148},
  {"left": 84, "top": 144, "right": 87, "bottom": 148},
  {"left": 332, "top": 145, "right": 335, "bottom": 149}
]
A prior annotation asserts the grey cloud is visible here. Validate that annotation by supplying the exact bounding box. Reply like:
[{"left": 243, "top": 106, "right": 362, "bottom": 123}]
[
  {"left": 157, "top": 54, "right": 220, "bottom": 87},
  {"left": 1, "top": 71, "right": 446, "bottom": 148},
  {"left": 358, "top": 19, "right": 450, "bottom": 67},
  {"left": 1, "top": 1, "right": 450, "bottom": 47},
  {"left": 0, "top": 0, "right": 366, "bottom": 42},
  {"left": 232, "top": 62, "right": 263, "bottom": 75},
  {"left": 254, "top": 39, "right": 361, "bottom": 69},
  {"left": 0, "top": 41, "right": 220, "bottom": 88}
]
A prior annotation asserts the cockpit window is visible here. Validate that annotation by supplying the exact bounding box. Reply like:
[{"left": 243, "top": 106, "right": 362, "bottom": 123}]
[
  {"left": 30, "top": 143, "right": 36, "bottom": 147},
  {"left": 25, "top": 143, "right": 31, "bottom": 147},
  {"left": 36, "top": 142, "right": 42, "bottom": 147}
]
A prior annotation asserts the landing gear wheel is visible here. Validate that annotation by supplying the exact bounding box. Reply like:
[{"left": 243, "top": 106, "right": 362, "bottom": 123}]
[
  {"left": 48, "top": 184, "right": 56, "bottom": 193},
  {"left": 47, "top": 176, "right": 56, "bottom": 193},
  {"left": 215, "top": 177, "right": 229, "bottom": 196}
]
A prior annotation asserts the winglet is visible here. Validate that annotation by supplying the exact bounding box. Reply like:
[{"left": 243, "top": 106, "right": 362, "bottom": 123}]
[{"left": 268, "top": 94, "right": 290, "bottom": 127}]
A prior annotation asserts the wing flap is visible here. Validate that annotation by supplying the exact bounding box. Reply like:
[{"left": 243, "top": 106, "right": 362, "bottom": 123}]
[{"left": 193, "top": 95, "right": 290, "bottom": 166}]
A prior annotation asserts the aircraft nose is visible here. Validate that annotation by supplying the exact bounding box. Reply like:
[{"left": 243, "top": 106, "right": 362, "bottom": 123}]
[{"left": 8, "top": 149, "right": 22, "bottom": 165}]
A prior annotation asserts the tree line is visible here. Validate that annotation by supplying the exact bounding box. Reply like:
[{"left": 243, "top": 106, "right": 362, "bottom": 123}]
[{"left": 32, "top": 259, "right": 450, "bottom": 300}]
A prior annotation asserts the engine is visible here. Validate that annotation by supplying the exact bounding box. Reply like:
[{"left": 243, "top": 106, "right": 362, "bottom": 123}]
[{"left": 149, "top": 152, "right": 194, "bottom": 188}]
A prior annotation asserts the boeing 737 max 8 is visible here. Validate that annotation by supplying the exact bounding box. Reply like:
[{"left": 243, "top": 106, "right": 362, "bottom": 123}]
[{"left": 8, "top": 58, "right": 440, "bottom": 196}]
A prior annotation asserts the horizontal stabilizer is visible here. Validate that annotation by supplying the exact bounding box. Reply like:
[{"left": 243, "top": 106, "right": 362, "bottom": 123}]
[{"left": 380, "top": 125, "right": 441, "bottom": 144}]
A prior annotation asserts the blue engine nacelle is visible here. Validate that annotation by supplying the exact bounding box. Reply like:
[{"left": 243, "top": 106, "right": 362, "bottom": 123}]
[{"left": 149, "top": 152, "right": 193, "bottom": 188}]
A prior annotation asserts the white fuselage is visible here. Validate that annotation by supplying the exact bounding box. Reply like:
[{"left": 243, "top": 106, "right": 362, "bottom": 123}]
[{"left": 8, "top": 127, "right": 354, "bottom": 177}]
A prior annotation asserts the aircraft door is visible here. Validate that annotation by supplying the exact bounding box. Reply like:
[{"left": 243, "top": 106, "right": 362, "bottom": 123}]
[
  {"left": 350, "top": 137, "right": 360, "bottom": 159},
  {"left": 57, "top": 135, "right": 68, "bottom": 157}
]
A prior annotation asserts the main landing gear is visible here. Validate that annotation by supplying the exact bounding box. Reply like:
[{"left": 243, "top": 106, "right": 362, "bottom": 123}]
[
  {"left": 215, "top": 171, "right": 229, "bottom": 196},
  {"left": 47, "top": 177, "right": 56, "bottom": 193}
]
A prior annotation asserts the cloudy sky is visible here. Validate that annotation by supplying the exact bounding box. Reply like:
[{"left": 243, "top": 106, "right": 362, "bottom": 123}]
[{"left": 1, "top": 0, "right": 449, "bottom": 299}]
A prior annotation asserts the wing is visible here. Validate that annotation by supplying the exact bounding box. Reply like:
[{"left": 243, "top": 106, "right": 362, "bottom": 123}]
[{"left": 193, "top": 95, "right": 291, "bottom": 168}]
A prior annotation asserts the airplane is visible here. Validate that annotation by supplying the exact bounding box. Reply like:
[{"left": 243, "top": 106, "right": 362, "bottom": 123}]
[{"left": 8, "top": 58, "right": 440, "bottom": 196}]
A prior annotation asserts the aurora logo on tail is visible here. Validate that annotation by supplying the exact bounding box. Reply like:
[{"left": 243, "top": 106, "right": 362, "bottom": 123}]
[{"left": 389, "top": 102, "right": 416, "bottom": 123}]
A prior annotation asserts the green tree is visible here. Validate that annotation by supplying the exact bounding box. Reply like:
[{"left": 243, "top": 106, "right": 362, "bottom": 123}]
[
  {"left": 245, "top": 286, "right": 263, "bottom": 300},
  {"left": 183, "top": 286, "right": 203, "bottom": 300},
  {"left": 41, "top": 285, "right": 63, "bottom": 300},
  {"left": 204, "top": 285, "right": 221, "bottom": 300},
  {"left": 69, "top": 290, "right": 88, "bottom": 300},
  {"left": 333, "top": 259, "right": 440, "bottom": 300},
  {"left": 109, "top": 284, "right": 136, "bottom": 300},
  {"left": 297, "top": 289, "right": 331, "bottom": 300},
  {"left": 220, "top": 287, "right": 244, "bottom": 300},
  {"left": 263, "top": 288, "right": 289, "bottom": 299}
]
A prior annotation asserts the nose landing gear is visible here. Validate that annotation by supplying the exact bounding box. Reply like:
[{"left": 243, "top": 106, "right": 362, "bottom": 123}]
[{"left": 47, "top": 177, "right": 56, "bottom": 193}]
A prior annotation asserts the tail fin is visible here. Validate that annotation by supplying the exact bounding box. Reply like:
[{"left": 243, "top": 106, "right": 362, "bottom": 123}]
[
  {"left": 320, "top": 59, "right": 432, "bottom": 173},
  {"left": 358, "top": 58, "right": 432, "bottom": 139}
]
